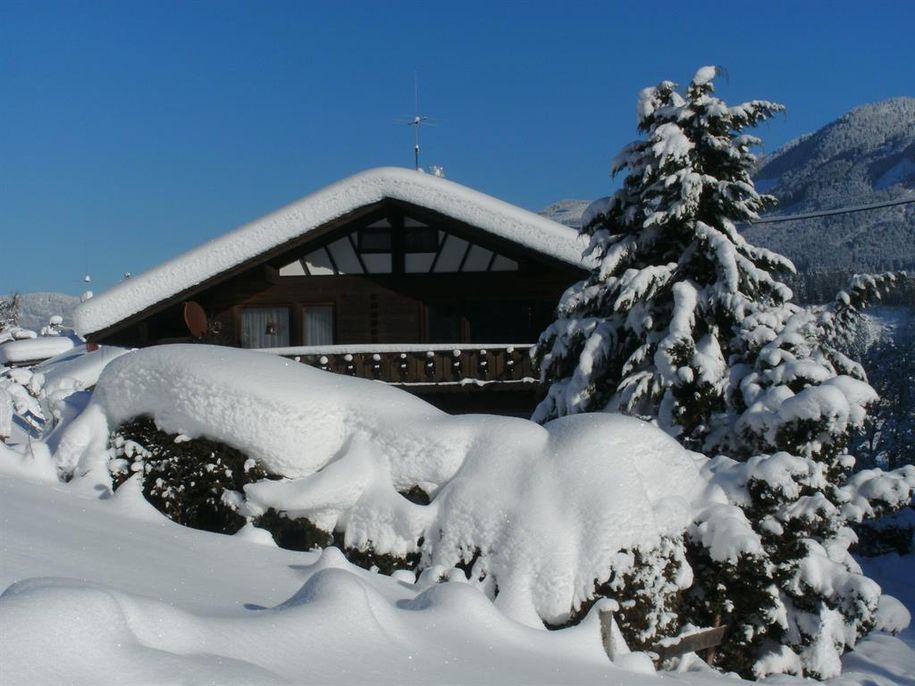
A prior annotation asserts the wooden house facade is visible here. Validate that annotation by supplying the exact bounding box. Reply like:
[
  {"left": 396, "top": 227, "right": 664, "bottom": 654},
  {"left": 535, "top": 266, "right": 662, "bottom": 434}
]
[{"left": 74, "top": 168, "right": 589, "bottom": 415}]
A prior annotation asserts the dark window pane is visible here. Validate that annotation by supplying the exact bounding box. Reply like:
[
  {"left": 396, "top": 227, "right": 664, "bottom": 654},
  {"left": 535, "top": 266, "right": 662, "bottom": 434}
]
[
  {"left": 403, "top": 227, "right": 439, "bottom": 253},
  {"left": 427, "top": 302, "right": 461, "bottom": 343},
  {"left": 358, "top": 228, "right": 392, "bottom": 252},
  {"left": 466, "top": 300, "right": 549, "bottom": 343}
]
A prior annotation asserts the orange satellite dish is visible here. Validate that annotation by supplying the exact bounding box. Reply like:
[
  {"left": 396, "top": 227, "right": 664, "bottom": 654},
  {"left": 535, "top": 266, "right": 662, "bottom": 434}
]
[{"left": 183, "top": 301, "right": 208, "bottom": 339}]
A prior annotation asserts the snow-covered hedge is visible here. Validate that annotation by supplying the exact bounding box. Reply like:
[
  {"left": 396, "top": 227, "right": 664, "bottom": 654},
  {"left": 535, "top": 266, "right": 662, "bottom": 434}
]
[{"left": 55, "top": 344, "right": 705, "bottom": 640}]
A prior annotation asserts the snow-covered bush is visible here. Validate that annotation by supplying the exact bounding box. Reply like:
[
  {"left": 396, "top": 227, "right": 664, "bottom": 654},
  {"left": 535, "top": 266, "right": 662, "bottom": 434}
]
[
  {"left": 531, "top": 67, "right": 915, "bottom": 678},
  {"left": 0, "top": 326, "right": 99, "bottom": 440},
  {"left": 562, "top": 535, "right": 690, "bottom": 651},
  {"left": 55, "top": 344, "right": 705, "bottom": 645},
  {"left": 109, "top": 416, "right": 271, "bottom": 534},
  {"left": 0, "top": 366, "right": 46, "bottom": 437},
  {"left": 846, "top": 300, "right": 915, "bottom": 472},
  {"left": 853, "top": 506, "right": 915, "bottom": 556}
]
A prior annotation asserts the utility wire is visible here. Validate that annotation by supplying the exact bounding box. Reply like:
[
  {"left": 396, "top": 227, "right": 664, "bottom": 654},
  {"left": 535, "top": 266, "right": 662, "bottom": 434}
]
[{"left": 748, "top": 196, "right": 915, "bottom": 225}]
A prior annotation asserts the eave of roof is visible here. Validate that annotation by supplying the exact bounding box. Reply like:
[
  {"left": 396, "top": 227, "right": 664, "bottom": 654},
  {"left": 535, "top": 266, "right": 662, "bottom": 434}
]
[{"left": 74, "top": 167, "right": 590, "bottom": 337}]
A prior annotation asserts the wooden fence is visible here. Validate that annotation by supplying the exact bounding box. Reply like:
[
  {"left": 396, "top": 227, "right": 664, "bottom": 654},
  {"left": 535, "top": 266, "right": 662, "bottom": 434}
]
[{"left": 273, "top": 343, "right": 537, "bottom": 386}]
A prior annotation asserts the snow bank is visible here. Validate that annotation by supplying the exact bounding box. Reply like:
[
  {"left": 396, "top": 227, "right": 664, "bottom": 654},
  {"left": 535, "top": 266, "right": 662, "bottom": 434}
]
[
  {"left": 0, "top": 476, "right": 624, "bottom": 686},
  {"left": 0, "top": 334, "right": 77, "bottom": 364},
  {"left": 74, "top": 167, "right": 590, "bottom": 337},
  {"left": 55, "top": 344, "right": 704, "bottom": 627}
]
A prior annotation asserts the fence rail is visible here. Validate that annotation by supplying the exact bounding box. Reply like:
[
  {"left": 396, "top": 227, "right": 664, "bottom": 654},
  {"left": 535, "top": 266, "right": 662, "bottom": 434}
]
[{"left": 274, "top": 344, "right": 537, "bottom": 386}]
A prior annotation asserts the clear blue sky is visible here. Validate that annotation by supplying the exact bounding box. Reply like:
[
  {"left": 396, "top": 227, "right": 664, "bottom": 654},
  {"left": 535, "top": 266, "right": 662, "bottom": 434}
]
[{"left": 2, "top": 0, "right": 913, "bottom": 295}]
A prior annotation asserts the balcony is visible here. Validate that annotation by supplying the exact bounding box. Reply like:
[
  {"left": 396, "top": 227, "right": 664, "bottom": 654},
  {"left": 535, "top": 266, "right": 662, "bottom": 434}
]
[{"left": 264, "top": 343, "right": 538, "bottom": 387}]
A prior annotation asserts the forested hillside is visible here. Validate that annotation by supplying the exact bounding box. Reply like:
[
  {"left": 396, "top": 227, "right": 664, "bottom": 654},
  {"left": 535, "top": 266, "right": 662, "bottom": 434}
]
[{"left": 746, "top": 97, "right": 914, "bottom": 275}]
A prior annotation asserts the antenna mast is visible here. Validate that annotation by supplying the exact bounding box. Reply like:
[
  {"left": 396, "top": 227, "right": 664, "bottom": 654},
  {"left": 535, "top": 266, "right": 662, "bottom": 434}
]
[{"left": 407, "top": 72, "right": 430, "bottom": 171}]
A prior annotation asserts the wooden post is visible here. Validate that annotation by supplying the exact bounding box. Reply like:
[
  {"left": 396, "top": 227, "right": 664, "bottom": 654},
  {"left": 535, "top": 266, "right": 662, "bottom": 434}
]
[
  {"left": 649, "top": 626, "right": 727, "bottom": 662},
  {"left": 598, "top": 604, "right": 726, "bottom": 665},
  {"left": 598, "top": 606, "right": 629, "bottom": 661}
]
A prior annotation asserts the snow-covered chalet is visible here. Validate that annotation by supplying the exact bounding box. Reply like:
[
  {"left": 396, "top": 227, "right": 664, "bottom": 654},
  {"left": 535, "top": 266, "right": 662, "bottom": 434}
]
[{"left": 74, "top": 167, "right": 589, "bottom": 414}]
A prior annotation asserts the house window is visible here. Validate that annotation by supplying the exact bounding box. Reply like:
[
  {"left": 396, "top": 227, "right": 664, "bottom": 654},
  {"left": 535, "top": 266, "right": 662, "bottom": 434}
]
[
  {"left": 358, "top": 227, "right": 392, "bottom": 252},
  {"left": 427, "top": 301, "right": 462, "bottom": 343},
  {"left": 240, "top": 307, "right": 290, "bottom": 348},
  {"left": 302, "top": 305, "right": 334, "bottom": 346},
  {"left": 403, "top": 226, "right": 439, "bottom": 253}
]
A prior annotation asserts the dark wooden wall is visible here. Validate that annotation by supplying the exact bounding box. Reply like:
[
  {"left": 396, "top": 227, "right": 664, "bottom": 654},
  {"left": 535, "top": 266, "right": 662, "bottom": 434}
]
[{"left": 195, "top": 269, "right": 574, "bottom": 347}]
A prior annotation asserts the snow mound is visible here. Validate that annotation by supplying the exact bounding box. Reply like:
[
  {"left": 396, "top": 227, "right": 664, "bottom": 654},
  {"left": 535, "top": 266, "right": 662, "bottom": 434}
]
[
  {"left": 55, "top": 344, "right": 704, "bottom": 627},
  {"left": 0, "top": 567, "right": 619, "bottom": 686},
  {"left": 0, "top": 334, "right": 78, "bottom": 365}
]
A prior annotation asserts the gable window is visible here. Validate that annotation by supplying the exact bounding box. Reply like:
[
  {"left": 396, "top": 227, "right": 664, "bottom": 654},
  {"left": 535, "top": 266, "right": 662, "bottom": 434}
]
[
  {"left": 240, "top": 306, "right": 290, "bottom": 348},
  {"left": 403, "top": 226, "right": 439, "bottom": 253},
  {"left": 303, "top": 305, "right": 334, "bottom": 346},
  {"left": 358, "top": 227, "right": 393, "bottom": 253},
  {"left": 278, "top": 220, "right": 520, "bottom": 276}
]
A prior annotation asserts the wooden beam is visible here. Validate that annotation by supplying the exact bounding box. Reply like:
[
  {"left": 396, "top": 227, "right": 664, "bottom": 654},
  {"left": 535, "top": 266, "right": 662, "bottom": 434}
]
[
  {"left": 598, "top": 607, "right": 726, "bottom": 664},
  {"left": 650, "top": 626, "right": 727, "bottom": 662},
  {"left": 263, "top": 264, "right": 280, "bottom": 284}
]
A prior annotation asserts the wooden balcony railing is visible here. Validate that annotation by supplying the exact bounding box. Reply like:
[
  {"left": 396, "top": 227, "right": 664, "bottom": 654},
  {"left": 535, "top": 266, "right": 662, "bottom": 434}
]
[{"left": 263, "top": 343, "right": 538, "bottom": 386}]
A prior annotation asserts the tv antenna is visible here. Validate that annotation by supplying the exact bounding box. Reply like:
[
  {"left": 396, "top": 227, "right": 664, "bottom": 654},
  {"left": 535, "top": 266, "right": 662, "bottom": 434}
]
[{"left": 399, "top": 73, "right": 437, "bottom": 170}]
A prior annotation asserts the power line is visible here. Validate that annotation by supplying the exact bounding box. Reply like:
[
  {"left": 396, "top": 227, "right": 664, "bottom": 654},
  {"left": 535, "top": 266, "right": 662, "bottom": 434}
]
[{"left": 748, "top": 196, "right": 915, "bottom": 225}]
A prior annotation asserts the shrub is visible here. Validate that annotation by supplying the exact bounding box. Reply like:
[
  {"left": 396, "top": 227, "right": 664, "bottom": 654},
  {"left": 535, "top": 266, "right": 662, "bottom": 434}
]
[{"left": 109, "top": 417, "right": 269, "bottom": 534}]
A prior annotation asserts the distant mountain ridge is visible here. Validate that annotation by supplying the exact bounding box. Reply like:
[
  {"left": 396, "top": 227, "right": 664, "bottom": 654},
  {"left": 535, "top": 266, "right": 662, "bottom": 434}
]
[
  {"left": 745, "top": 96, "right": 915, "bottom": 272},
  {"left": 541, "top": 97, "right": 915, "bottom": 274},
  {"left": 537, "top": 199, "right": 590, "bottom": 228},
  {"left": 0, "top": 292, "right": 79, "bottom": 331}
]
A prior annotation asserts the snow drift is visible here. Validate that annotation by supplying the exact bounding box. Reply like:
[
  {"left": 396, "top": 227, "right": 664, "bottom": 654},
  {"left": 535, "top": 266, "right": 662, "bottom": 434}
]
[{"left": 55, "top": 344, "right": 705, "bottom": 627}]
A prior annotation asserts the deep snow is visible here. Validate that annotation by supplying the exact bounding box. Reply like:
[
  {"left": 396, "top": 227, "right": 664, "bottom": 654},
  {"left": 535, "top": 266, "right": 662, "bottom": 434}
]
[
  {"left": 2, "top": 460, "right": 912, "bottom": 685},
  {"left": 0, "top": 467, "right": 717, "bottom": 686},
  {"left": 54, "top": 344, "right": 705, "bottom": 628},
  {"left": 1, "top": 342, "right": 913, "bottom": 685}
]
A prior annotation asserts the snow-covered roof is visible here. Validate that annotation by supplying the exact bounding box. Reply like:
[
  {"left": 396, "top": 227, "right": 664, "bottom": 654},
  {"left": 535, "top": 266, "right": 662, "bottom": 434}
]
[{"left": 74, "top": 167, "right": 589, "bottom": 337}]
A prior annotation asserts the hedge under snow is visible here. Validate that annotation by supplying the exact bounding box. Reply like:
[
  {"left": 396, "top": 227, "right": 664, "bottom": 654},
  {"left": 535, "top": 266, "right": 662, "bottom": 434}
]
[{"left": 55, "top": 344, "right": 706, "bottom": 629}]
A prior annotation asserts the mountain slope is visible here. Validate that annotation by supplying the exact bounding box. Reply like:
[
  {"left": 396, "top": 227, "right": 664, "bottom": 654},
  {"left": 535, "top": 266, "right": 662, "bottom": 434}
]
[
  {"left": 538, "top": 199, "right": 590, "bottom": 228},
  {"left": 746, "top": 97, "right": 915, "bottom": 272},
  {"left": 0, "top": 292, "right": 80, "bottom": 331},
  {"left": 542, "top": 98, "right": 915, "bottom": 274}
]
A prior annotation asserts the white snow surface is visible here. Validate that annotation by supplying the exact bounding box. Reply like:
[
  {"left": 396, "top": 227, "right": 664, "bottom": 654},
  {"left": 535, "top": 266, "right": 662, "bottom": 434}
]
[
  {"left": 0, "top": 333, "right": 77, "bottom": 364},
  {"left": 55, "top": 344, "right": 705, "bottom": 627},
  {"left": 2, "top": 452, "right": 913, "bottom": 685},
  {"left": 2, "top": 342, "right": 914, "bottom": 684},
  {"left": 73, "top": 167, "right": 590, "bottom": 336},
  {"left": 691, "top": 66, "right": 718, "bottom": 87},
  {"left": 0, "top": 466, "right": 756, "bottom": 686}
]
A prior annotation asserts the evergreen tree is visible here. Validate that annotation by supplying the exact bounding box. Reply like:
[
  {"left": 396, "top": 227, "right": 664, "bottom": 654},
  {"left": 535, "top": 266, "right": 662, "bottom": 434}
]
[
  {"left": 533, "top": 68, "right": 915, "bottom": 679},
  {"left": 532, "top": 67, "right": 791, "bottom": 454},
  {"left": 0, "top": 293, "right": 21, "bottom": 337}
]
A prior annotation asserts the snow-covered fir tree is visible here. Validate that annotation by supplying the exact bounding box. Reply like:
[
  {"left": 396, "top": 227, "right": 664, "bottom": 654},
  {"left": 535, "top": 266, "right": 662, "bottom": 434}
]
[
  {"left": 0, "top": 293, "right": 21, "bottom": 335},
  {"left": 532, "top": 66, "right": 791, "bottom": 445},
  {"left": 533, "top": 67, "right": 915, "bottom": 679}
]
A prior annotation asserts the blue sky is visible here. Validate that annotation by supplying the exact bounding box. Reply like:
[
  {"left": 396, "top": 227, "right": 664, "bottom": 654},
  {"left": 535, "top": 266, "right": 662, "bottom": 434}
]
[{"left": 2, "top": 1, "right": 913, "bottom": 295}]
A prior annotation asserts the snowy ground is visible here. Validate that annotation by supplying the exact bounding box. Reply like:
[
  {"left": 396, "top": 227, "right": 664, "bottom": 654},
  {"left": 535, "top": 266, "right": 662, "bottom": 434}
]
[
  {"left": 0, "top": 467, "right": 709, "bottom": 686},
  {"left": 2, "top": 462, "right": 912, "bottom": 685},
  {"left": 1, "top": 343, "right": 913, "bottom": 685}
]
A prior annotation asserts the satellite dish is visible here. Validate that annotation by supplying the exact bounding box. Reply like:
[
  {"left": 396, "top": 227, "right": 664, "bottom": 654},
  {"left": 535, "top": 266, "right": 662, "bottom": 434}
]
[{"left": 183, "top": 301, "right": 208, "bottom": 339}]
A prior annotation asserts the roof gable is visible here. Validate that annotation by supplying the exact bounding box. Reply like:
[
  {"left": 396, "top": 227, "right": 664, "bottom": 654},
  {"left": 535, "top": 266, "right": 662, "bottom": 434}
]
[{"left": 74, "top": 167, "right": 589, "bottom": 337}]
